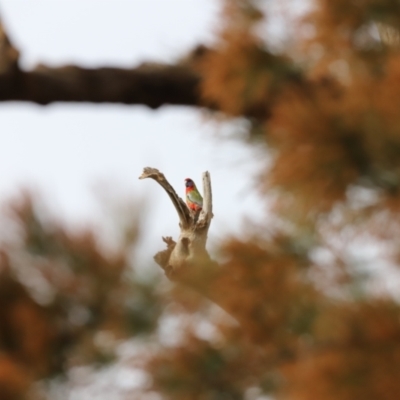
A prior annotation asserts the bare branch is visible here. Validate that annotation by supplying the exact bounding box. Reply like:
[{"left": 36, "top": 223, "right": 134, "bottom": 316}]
[
  {"left": 140, "top": 167, "right": 214, "bottom": 272},
  {"left": 139, "top": 167, "right": 192, "bottom": 229},
  {"left": 0, "top": 63, "right": 202, "bottom": 108},
  {"left": 0, "top": 24, "right": 207, "bottom": 109},
  {"left": 141, "top": 168, "right": 247, "bottom": 322},
  {"left": 0, "top": 23, "right": 307, "bottom": 119},
  {"left": 197, "top": 171, "right": 213, "bottom": 228},
  {"left": 154, "top": 236, "right": 176, "bottom": 278}
]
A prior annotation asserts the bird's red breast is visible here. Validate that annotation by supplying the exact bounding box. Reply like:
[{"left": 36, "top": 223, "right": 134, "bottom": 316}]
[
  {"left": 185, "top": 186, "right": 194, "bottom": 194},
  {"left": 186, "top": 199, "right": 202, "bottom": 211}
]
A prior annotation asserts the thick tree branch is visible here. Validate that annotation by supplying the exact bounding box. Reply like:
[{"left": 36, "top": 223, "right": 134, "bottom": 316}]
[
  {"left": 0, "top": 63, "right": 202, "bottom": 108},
  {"left": 0, "top": 19, "right": 206, "bottom": 108},
  {"left": 0, "top": 20, "right": 306, "bottom": 119}
]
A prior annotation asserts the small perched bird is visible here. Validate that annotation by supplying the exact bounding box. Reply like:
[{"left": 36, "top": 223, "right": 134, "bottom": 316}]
[{"left": 184, "top": 178, "right": 203, "bottom": 212}]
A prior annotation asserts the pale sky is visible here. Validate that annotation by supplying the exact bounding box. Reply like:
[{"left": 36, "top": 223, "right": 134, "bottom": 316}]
[{"left": 0, "top": 0, "right": 263, "bottom": 267}]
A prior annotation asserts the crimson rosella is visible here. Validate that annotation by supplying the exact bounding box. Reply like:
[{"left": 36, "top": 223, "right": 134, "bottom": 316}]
[{"left": 184, "top": 178, "right": 203, "bottom": 212}]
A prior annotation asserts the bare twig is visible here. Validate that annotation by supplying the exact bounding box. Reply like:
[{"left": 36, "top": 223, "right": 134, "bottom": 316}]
[
  {"left": 154, "top": 236, "right": 177, "bottom": 278},
  {"left": 197, "top": 171, "right": 213, "bottom": 228},
  {"left": 139, "top": 167, "right": 192, "bottom": 229}
]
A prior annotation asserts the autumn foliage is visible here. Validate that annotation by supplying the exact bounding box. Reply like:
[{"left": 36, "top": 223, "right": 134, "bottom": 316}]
[{"left": 2, "top": 0, "right": 400, "bottom": 399}]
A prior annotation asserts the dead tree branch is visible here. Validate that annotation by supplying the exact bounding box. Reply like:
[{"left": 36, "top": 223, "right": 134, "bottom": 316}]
[
  {"left": 139, "top": 167, "right": 216, "bottom": 283},
  {"left": 139, "top": 167, "right": 192, "bottom": 229},
  {"left": 140, "top": 169, "right": 245, "bottom": 321},
  {"left": 197, "top": 171, "right": 213, "bottom": 229}
]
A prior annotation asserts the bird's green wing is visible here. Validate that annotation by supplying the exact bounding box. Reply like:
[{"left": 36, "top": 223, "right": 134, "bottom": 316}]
[{"left": 187, "top": 188, "right": 203, "bottom": 207}]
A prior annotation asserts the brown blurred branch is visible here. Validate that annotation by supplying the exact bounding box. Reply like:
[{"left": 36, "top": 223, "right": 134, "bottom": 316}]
[
  {"left": 0, "top": 19, "right": 308, "bottom": 120},
  {"left": 0, "top": 63, "right": 203, "bottom": 108},
  {"left": 0, "top": 18, "right": 207, "bottom": 108}
]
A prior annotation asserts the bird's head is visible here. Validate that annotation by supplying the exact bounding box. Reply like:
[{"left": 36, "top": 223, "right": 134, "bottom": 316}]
[{"left": 184, "top": 178, "right": 195, "bottom": 188}]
